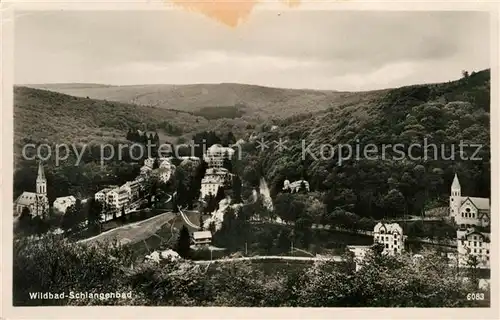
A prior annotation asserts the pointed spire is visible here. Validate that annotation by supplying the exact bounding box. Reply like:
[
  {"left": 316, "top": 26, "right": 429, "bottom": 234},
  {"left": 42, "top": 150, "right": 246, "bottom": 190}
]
[
  {"left": 37, "top": 161, "right": 46, "bottom": 180},
  {"left": 451, "top": 173, "right": 460, "bottom": 190}
]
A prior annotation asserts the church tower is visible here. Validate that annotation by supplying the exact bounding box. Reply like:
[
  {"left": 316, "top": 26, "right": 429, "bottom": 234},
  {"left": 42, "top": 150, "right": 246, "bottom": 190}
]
[
  {"left": 36, "top": 161, "right": 47, "bottom": 195},
  {"left": 450, "top": 173, "right": 461, "bottom": 219}
]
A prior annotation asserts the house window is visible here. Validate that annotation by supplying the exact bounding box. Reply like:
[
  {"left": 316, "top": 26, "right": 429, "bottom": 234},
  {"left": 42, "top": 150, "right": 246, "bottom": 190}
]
[
  {"left": 487, "top": 250, "right": 489, "bottom": 254},
  {"left": 394, "top": 240, "right": 397, "bottom": 245},
  {"left": 461, "top": 212, "right": 464, "bottom": 217},
  {"left": 385, "top": 244, "right": 388, "bottom": 248},
  {"left": 386, "top": 236, "right": 389, "bottom": 241}
]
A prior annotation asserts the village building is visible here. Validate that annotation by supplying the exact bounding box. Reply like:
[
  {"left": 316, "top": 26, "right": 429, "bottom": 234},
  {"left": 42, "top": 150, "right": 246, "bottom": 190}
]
[
  {"left": 373, "top": 222, "right": 405, "bottom": 255},
  {"left": 449, "top": 174, "right": 490, "bottom": 229},
  {"left": 457, "top": 229, "right": 490, "bottom": 268},
  {"left": 283, "top": 179, "right": 310, "bottom": 193},
  {"left": 14, "top": 162, "right": 49, "bottom": 217},
  {"left": 204, "top": 144, "right": 234, "bottom": 168},
  {"left": 192, "top": 231, "right": 212, "bottom": 246},
  {"left": 95, "top": 186, "right": 117, "bottom": 202},
  {"left": 123, "top": 180, "right": 141, "bottom": 200},
  {"left": 200, "top": 168, "right": 231, "bottom": 199},
  {"left": 53, "top": 195, "right": 77, "bottom": 214}
]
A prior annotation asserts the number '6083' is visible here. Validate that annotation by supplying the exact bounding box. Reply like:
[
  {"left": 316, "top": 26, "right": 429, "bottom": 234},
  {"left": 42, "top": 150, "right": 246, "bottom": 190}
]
[{"left": 467, "top": 293, "right": 485, "bottom": 300}]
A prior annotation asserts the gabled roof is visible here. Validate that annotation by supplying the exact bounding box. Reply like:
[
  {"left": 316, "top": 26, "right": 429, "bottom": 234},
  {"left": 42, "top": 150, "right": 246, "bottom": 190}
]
[
  {"left": 461, "top": 196, "right": 490, "bottom": 211},
  {"left": 15, "top": 192, "right": 38, "bottom": 206},
  {"left": 374, "top": 222, "right": 403, "bottom": 234}
]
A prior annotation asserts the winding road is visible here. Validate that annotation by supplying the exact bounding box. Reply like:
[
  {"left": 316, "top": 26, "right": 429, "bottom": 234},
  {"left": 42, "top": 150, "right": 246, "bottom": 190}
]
[
  {"left": 193, "top": 255, "right": 343, "bottom": 265},
  {"left": 178, "top": 206, "right": 201, "bottom": 230}
]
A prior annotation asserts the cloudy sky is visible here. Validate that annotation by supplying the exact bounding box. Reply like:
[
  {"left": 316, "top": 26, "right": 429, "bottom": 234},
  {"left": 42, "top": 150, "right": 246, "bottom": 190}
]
[{"left": 15, "top": 10, "right": 490, "bottom": 91}]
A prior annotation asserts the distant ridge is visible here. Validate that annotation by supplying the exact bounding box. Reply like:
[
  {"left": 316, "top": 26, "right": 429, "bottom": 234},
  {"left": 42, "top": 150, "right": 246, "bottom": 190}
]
[{"left": 22, "top": 82, "right": 385, "bottom": 117}]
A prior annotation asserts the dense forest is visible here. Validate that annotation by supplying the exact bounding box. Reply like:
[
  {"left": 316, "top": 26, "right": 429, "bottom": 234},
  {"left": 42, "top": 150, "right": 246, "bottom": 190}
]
[{"left": 236, "top": 70, "right": 490, "bottom": 223}]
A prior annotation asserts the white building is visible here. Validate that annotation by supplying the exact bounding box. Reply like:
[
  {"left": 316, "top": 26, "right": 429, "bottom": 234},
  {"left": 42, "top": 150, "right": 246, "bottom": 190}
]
[
  {"left": 200, "top": 168, "right": 231, "bottom": 199},
  {"left": 449, "top": 174, "right": 490, "bottom": 229},
  {"left": 95, "top": 184, "right": 130, "bottom": 219},
  {"left": 14, "top": 162, "right": 49, "bottom": 217},
  {"left": 204, "top": 144, "right": 235, "bottom": 168},
  {"left": 457, "top": 229, "right": 490, "bottom": 268},
  {"left": 124, "top": 180, "right": 141, "bottom": 200},
  {"left": 53, "top": 196, "right": 76, "bottom": 214},
  {"left": 192, "top": 231, "right": 212, "bottom": 246},
  {"left": 283, "top": 179, "right": 310, "bottom": 193},
  {"left": 373, "top": 222, "right": 405, "bottom": 255},
  {"left": 95, "top": 186, "right": 118, "bottom": 202}
]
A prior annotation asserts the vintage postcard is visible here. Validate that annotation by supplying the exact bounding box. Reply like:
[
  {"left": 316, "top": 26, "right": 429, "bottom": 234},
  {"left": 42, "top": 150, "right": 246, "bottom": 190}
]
[{"left": 1, "top": 0, "right": 498, "bottom": 319}]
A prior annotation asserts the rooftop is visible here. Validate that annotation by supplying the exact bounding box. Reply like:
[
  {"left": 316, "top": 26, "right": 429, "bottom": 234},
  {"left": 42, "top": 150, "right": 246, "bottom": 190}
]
[{"left": 193, "top": 231, "right": 212, "bottom": 240}]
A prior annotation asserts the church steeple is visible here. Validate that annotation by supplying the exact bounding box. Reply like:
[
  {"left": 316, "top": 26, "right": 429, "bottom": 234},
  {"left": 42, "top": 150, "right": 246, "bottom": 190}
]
[
  {"left": 36, "top": 161, "right": 47, "bottom": 195},
  {"left": 451, "top": 173, "right": 461, "bottom": 194}
]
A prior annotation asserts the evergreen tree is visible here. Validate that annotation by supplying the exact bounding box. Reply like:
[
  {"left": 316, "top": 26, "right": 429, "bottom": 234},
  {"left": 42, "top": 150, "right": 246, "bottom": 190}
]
[
  {"left": 87, "top": 197, "right": 102, "bottom": 231},
  {"left": 222, "top": 152, "right": 233, "bottom": 172},
  {"left": 126, "top": 128, "right": 133, "bottom": 141},
  {"left": 215, "top": 187, "right": 225, "bottom": 203},
  {"left": 120, "top": 206, "right": 127, "bottom": 222},
  {"left": 232, "top": 175, "right": 242, "bottom": 203},
  {"left": 18, "top": 207, "right": 33, "bottom": 234},
  {"left": 176, "top": 225, "right": 192, "bottom": 258},
  {"left": 154, "top": 132, "right": 160, "bottom": 147}
]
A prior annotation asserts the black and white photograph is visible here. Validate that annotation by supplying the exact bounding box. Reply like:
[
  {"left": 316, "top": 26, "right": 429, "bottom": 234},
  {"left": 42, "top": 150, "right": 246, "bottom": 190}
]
[{"left": 3, "top": 2, "right": 497, "bottom": 313}]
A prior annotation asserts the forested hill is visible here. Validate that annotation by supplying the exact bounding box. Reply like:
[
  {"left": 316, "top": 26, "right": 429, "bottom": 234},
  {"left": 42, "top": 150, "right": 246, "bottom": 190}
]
[
  {"left": 13, "top": 86, "right": 208, "bottom": 151},
  {"left": 239, "top": 69, "right": 490, "bottom": 219}
]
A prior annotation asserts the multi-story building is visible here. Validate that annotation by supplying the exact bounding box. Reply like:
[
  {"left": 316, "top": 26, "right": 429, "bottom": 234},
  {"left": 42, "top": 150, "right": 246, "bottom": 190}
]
[
  {"left": 457, "top": 229, "right": 490, "bottom": 268},
  {"left": 124, "top": 180, "right": 141, "bottom": 200},
  {"left": 200, "top": 167, "right": 232, "bottom": 199},
  {"left": 95, "top": 184, "right": 130, "bottom": 218},
  {"left": 373, "top": 222, "right": 405, "bottom": 255},
  {"left": 106, "top": 187, "right": 130, "bottom": 212},
  {"left": 53, "top": 196, "right": 77, "bottom": 214},
  {"left": 204, "top": 144, "right": 235, "bottom": 168},
  {"left": 95, "top": 186, "right": 118, "bottom": 202},
  {"left": 14, "top": 162, "right": 49, "bottom": 217}
]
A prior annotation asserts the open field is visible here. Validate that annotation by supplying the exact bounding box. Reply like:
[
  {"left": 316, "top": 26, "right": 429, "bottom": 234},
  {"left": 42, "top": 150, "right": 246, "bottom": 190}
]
[{"left": 79, "top": 211, "right": 175, "bottom": 246}]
